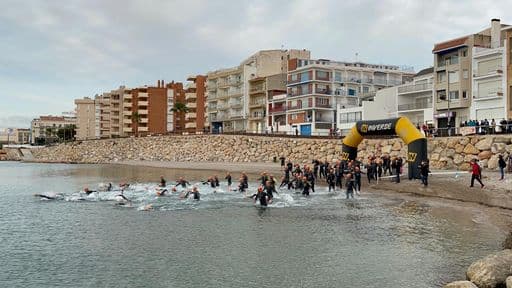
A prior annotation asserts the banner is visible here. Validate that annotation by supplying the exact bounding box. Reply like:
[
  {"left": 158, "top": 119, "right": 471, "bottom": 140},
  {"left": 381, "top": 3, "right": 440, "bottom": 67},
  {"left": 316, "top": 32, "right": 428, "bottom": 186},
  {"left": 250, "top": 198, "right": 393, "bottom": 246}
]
[{"left": 460, "top": 126, "right": 476, "bottom": 136}]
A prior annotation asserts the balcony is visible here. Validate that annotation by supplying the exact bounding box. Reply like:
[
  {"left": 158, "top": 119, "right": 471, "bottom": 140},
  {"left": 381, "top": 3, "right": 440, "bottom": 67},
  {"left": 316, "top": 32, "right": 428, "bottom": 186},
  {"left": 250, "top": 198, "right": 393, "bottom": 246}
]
[
  {"left": 229, "top": 101, "right": 243, "bottom": 108},
  {"left": 185, "top": 93, "right": 196, "bottom": 100},
  {"left": 138, "top": 92, "right": 148, "bottom": 98},
  {"left": 315, "top": 89, "right": 331, "bottom": 95},
  {"left": 187, "top": 102, "right": 197, "bottom": 109},
  {"left": 228, "top": 78, "right": 242, "bottom": 86},
  {"left": 374, "top": 79, "right": 388, "bottom": 85},
  {"left": 228, "top": 89, "right": 242, "bottom": 96},
  {"left": 345, "top": 77, "right": 361, "bottom": 84},
  {"left": 249, "top": 112, "right": 265, "bottom": 119},
  {"left": 186, "top": 112, "right": 197, "bottom": 119},
  {"left": 185, "top": 122, "right": 197, "bottom": 129},
  {"left": 124, "top": 94, "right": 132, "bottom": 99},
  {"left": 398, "top": 83, "right": 433, "bottom": 94},
  {"left": 473, "top": 66, "right": 503, "bottom": 79},
  {"left": 207, "top": 106, "right": 218, "bottom": 112},
  {"left": 338, "top": 96, "right": 359, "bottom": 107},
  {"left": 186, "top": 82, "right": 197, "bottom": 90},
  {"left": 250, "top": 85, "right": 265, "bottom": 94},
  {"left": 474, "top": 88, "right": 504, "bottom": 100},
  {"left": 123, "top": 127, "right": 132, "bottom": 133},
  {"left": 217, "top": 104, "right": 229, "bottom": 110},
  {"left": 138, "top": 126, "right": 148, "bottom": 132},
  {"left": 249, "top": 99, "right": 265, "bottom": 107},
  {"left": 315, "top": 101, "right": 332, "bottom": 109},
  {"left": 397, "top": 102, "right": 432, "bottom": 111},
  {"left": 473, "top": 46, "right": 502, "bottom": 59},
  {"left": 123, "top": 117, "right": 132, "bottom": 124},
  {"left": 123, "top": 102, "right": 132, "bottom": 108},
  {"left": 269, "top": 106, "right": 287, "bottom": 113},
  {"left": 140, "top": 118, "right": 148, "bottom": 123},
  {"left": 138, "top": 101, "right": 149, "bottom": 106},
  {"left": 138, "top": 109, "right": 148, "bottom": 114},
  {"left": 229, "top": 111, "right": 243, "bottom": 118}
]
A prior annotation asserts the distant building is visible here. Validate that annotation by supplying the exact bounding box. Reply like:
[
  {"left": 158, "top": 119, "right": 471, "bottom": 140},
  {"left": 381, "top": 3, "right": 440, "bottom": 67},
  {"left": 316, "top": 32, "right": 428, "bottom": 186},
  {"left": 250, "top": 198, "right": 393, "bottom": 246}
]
[
  {"left": 74, "top": 97, "right": 97, "bottom": 140},
  {"left": 287, "top": 58, "right": 414, "bottom": 136},
  {"left": 0, "top": 128, "right": 30, "bottom": 144},
  {"left": 249, "top": 73, "right": 286, "bottom": 133},
  {"left": 31, "top": 115, "right": 76, "bottom": 144}
]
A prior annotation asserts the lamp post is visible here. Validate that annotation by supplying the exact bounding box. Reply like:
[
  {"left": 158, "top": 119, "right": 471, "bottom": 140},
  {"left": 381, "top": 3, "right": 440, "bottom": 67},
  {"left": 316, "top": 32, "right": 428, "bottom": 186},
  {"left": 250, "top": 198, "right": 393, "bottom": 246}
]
[{"left": 446, "top": 58, "right": 452, "bottom": 136}]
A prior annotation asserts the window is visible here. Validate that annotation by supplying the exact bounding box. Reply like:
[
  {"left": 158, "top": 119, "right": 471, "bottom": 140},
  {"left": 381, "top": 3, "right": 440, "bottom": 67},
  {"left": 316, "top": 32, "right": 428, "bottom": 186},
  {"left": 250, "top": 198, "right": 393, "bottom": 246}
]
[
  {"left": 334, "top": 71, "right": 342, "bottom": 82},
  {"left": 461, "top": 48, "right": 467, "bottom": 57},
  {"left": 448, "top": 71, "right": 459, "bottom": 83},
  {"left": 437, "top": 72, "right": 446, "bottom": 83},
  {"left": 437, "top": 90, "right": 447, "bottom": 101},
  {"left": 300, "top": 71, "right": 310, "bottom": 81},
  {"left": 363, "top": 86, "right": 369, "bottom": 93},
  {"left": 291, "top": 114, "right": 298, "bottom": 120},
  {"left": 316, "top": 70, "right": 329, "bottom": 80},
  {"left": 463, "top": 69, "right": 469, "bottom": 79},
  {"left": 290, "top": 74, "right": 299, "bottom": 82},
  {"left": 462, "top": 90, "right": 467, "bottom": 99},
  {"left": 339, "top": 112, "right": 362, "bottom": 123},
  {"left": 449, "top": 91, "right": 459, "bottom": 100}
]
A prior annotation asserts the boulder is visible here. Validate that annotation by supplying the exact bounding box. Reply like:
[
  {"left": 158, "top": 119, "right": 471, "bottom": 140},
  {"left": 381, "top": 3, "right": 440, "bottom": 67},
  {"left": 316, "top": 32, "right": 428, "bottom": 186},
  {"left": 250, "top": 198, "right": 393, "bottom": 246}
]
[
  {"left": 494, "top": 137, "right": 511, "bottom": 144},
  {"left": 487, "top": 155, "right": 499, "bottom": 170},
  {"left": 443, "top": 281, "right": 478, "bottom": 288},
  {"left": 478, "top": 150, "right": 493, "bottom": 160},
  {"left": 463, "top": 143, "right": 480, "bottom": 155},
  {"left": 453, "top": 154, "right": 465, "bottom": 165},
  {"left": 466, "top": 249, "right": 512, "bottom": 288},
  {"left": 475, "top": 137, "right": 494, "bottom": 151},
  {"left": 455, "top": 144, "right": 465, "bottom": 153},
  {"left": 491, "top": 143, "right": 507, "bottom": 154}
]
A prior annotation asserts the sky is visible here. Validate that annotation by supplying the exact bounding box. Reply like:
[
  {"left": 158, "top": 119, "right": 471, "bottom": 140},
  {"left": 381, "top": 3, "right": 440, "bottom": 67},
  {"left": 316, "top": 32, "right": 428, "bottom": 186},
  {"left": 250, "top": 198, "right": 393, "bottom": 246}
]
[{"left": 0, "top": 0, "right": 511, "bottom": 128}]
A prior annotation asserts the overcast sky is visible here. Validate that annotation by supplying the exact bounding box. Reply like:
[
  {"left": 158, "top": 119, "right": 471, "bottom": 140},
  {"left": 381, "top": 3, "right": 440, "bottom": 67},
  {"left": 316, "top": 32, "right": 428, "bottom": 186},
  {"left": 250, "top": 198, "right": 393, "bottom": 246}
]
[{"left": 0, "top": 0, "right": 510, "bottom": 128}]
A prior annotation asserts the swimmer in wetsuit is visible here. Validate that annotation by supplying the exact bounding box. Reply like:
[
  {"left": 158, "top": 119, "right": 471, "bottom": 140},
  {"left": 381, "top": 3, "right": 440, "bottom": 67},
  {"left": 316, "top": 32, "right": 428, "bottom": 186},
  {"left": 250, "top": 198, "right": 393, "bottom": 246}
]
[
  {"left": 34, "top": 193, "right": 59, "bottom": 200},
  {"left": 84, "top": 187, "right": 97, "bottom": 195},
  {"left": 176, "top": 177, "right": 190, "bottom": 188},
  {"left": 159, "top": 176, "right": 166, "bottom": 187},
  {"left": 107, "top": 183, "right": 113, "bottom": 191},
  {"left": 156, "top": 188, "right": 168, "bottom": 196},
  {"left": 249, "top": 186, "right": 268, "bottom": 207},
  {"left": 225, "top": 172, "right": 232, "bottom": 191},
  {"left": 182, "top": 186, "right": 200, "bottom": 200}
]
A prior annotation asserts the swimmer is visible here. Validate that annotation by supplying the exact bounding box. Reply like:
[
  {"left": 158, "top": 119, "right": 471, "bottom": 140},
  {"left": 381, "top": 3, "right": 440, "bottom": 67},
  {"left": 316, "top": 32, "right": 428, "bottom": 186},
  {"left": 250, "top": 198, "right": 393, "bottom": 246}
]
[
  {"left": 34, "top": 192, "right": 59, "bottom": 200},
  {"left": 84, "top": 187, "right": 97, "bottom": 195},
  {"left": 119, "top": 182, "right": 130, "bottom": 190},
  {"left": 159, "top": 176, "right": 166, "bottom": 187},
  {"left": 156, "top": 188, "right": 168, "bottom": 196},
  {"left": 176, "top": 177, "right": 190, "bottom": 188},
  {"left": 249, "top": 186, "right": 268, "bottom": 207},
  {"left": 107, "top": 183, "right": 113, "bottom": 192},
  {"left": 181, "top": 186, "right": 200, "bottom": 200}
]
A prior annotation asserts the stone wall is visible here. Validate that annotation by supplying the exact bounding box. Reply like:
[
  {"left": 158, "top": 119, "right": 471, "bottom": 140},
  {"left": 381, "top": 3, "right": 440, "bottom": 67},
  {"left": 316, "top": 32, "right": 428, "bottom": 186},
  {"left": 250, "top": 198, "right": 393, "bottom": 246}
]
[{"left": 30, "top": 135, "right": 512, "bottom": 170}]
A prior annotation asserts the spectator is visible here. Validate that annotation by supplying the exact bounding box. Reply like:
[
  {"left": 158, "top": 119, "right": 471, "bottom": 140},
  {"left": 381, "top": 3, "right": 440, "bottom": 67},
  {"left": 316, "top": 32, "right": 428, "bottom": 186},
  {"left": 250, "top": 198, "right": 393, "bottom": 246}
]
[
  {"left": 498, "top": 155, "right": 507, "bottom": 180},
  {"left": 469, "top": 159, "right": 484, "bottom": 188}
]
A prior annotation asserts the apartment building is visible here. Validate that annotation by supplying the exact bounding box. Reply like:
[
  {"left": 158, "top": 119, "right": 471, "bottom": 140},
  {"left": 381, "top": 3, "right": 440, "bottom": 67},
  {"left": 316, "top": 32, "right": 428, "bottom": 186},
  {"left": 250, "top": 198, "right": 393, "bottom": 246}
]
[
  {"left": 31, "top": 115, "right": 76, "bottom": 144},
  {"left": 207, "top": 49, "right": 311, "bottom": 133},
  {"left": 93, "top": 86, "right": 129, "bottom": 138},
  {"left": 122, "top": 81, "right": 169, "bottom": 137},
  {"left": 74, "top": 97, "right": 97, "bottom": 140},
  {"left": 184, "top": 75, "right": 207, "bottom": 133},
  {"left": 285, "top": 58, "right": 414, "bottom": 136},
  {"left": 432, "top": 19, "right": 510, "bottom": 131},
  {"left": 0, "top": 128, "right": 30, "bottom": 144},
  {"left": 248, "top": 73, "right": 287, "bottom": 133},
  {"left": 166, "top": 81, "right": 186, "bottom": 133},
  {"left": 396, "top": 67, "right": 434, "bottom": 125}
]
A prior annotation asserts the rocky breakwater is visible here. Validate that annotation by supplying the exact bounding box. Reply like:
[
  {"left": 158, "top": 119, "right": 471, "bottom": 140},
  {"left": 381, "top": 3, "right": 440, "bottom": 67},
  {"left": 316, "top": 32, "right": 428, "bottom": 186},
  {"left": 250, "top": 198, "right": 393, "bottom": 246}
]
[
  {"left": 30, "top": 135, "right": 512, "bottom": 171},
  {"left": 31, "top": 135, "right": 346, "bottom": 164}
]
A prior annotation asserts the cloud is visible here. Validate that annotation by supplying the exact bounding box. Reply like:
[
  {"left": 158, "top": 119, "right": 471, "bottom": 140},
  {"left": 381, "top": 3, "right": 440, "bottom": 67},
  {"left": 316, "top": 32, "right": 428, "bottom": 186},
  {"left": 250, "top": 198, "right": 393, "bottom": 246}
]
[{"left": 0, "top": 0, "right": 511, "bottom": 128}]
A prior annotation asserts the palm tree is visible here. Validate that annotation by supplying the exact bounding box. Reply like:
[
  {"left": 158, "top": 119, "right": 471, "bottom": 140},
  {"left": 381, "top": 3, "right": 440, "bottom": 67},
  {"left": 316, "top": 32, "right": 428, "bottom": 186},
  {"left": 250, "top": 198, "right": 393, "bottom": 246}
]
[
  {"left": 132, "top": 111, "right": 142, "bottom": 137},
  {"left": 171, "top": 102, "right": 189, "bottom": 133}
]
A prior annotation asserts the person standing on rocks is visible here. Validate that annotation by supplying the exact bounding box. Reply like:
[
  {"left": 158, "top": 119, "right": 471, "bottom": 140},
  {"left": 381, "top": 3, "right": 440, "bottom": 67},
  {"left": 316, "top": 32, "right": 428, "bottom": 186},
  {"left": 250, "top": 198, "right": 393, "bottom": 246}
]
[{"left": 469, "top": 159, "right": 484, "bottom": 188}]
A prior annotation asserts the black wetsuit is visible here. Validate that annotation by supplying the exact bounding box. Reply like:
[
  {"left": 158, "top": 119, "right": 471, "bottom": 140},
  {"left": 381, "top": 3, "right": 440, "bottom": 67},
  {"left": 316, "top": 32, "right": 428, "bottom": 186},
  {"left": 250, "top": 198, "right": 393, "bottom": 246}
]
[
  {"left": 264, "top": 184, "right": 274, "bottom": 200},
  {"left": 107, "top": 183, "right": 113, "bottom": 191},
  {"left": 353, "top": 171, "right": 362, "bottom": 192},
  {"left": 214, "top": 177, "right": 220, "bottom": 187},
  {"left": 35, "top": 194, "right": 57, "bottom": 200},
  {"left": 419, "top": 163, "right": 430, "bottom": 186},
  {"left": 84, "top": 190, "right": 97, "bottom": 195},
  {"left": 345, "top": 178, "right": 355, "bottom": 199},
  {"left": 160, "top": 178, "right": 166, "bottom": 187},
  {"left": 251, "top": 191, "right": 268, "bottom": 206},
  {"left": 184, "top": 191, "right": 200, "bottom": 200},
  {"left": 326, "top": 172, "right": 335, "bottom": 191},
  {"left": 306, "top": 172, "right": 315, "bottom": 193},
  {"left": 225, "top": 175, "right": 232, "bottom": 186},
  {"left": 302, "top": 180, "right": 311, "bottom": 196},
  {"left": 176, "top": 180, "right": 190, "bottom": 188}
]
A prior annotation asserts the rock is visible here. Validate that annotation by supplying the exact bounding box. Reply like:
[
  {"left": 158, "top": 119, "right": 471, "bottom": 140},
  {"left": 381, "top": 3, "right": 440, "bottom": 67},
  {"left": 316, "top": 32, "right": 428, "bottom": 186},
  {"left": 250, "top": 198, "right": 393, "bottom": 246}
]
[
  {"left": 381, "top": 145, "right": 392, "bottom": 154},
  {"left": 494, "top": 137, "right": 511, "bottom": 144},
  {"left": 443, "top": 281, "right": 478, "bottom": 288},
  {"left": 455, "top": 144, "right": 465, "bottom": 153},
  {"left": 503, "top": 232, "right": 512, "bottom": 250},
  {"left": 475, "top": 137, "right": 494, "bottom": 151},
  {"left": 487, "top": 155, "right": 499, "bottom": 170},
  {"left": 491, "top": 143, "right": 507, "bottom": 154},
  {"left": 463, "top": 144, "right": 480, "bottom": 155},
  {"left": 466, "top": 249, "right": 512, "bottom": 288},
  {"left": 478, "top": 150, "right": 493, "bottom": 160},
  {"left": 453, "top": 154, "right": 464, "bottom": 165},
  {"left": 507, "top": 276, "right": 512, "bottom": 288}
]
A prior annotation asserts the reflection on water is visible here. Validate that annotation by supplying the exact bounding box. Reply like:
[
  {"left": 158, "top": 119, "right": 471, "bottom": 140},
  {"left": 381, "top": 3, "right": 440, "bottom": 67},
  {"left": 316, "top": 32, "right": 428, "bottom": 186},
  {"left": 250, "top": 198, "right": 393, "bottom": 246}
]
[{"left": 0, "top": 162, "right": 507, "bottom": 287}]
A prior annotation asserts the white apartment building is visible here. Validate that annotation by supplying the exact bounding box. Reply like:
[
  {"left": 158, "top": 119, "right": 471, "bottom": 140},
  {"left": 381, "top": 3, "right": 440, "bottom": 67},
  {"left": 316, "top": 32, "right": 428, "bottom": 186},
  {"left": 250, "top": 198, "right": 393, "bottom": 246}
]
[
  {"left": 470, "top": 37, "right": 508, "bottom": 123},
  {"left": 284, "top": 58, "right": 414, "bottom": 136}
]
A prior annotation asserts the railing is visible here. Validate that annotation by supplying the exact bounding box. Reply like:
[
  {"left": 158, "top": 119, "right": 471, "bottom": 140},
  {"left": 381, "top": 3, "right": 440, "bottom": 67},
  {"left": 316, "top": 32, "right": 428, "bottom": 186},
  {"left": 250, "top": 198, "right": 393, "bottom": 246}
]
[
  {"left": 250, "top": 112, "right": 265, "bottom": 118},
  {"left": 397, "top": 83, "right": 432, "bottom": 93},
  {"left": 269, "top": 106, "right": 286, "bottom": 113},
  {"left": 374, "top": 78, "right": 387, "bottom": 85},
  {"left": 315, "top": 102, "right": 332, "bottom": 108},
  {"left": 473, "top": 65, "right": 503, "bottom": 77},
  {"left": 397, "top": 102, "right": 432, "bottom": 111},
  {"left": 338, "top": 97, "right": 359, "bottom": 107},
  {"left": 249, "top": 99, "right": 265, "bottom": 106},
  {"left": 315, "top": 89, "right": 331, "bottom": 95},
  {"left": 288, "top": 90, "right": 313, "bottom": 97},
  {"left": 250, "top": 85, "right": 265, "bottom": 93}
]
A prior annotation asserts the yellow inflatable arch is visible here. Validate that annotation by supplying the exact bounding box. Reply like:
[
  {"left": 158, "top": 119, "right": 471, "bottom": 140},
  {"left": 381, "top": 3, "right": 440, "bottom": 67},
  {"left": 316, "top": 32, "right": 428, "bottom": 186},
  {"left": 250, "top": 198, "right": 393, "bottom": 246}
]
[{"left": 341, "top": 117, "right": 427, "bottom": 179}]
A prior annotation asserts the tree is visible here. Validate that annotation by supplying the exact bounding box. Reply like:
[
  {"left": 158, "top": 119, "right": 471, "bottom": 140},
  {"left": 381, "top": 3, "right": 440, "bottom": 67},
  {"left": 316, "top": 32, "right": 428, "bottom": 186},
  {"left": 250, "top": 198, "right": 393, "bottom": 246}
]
[
  {"left": 132, "top": 111, "right": 142, "bottom": 137},
  {"left": 171, "top": 102, "right": 189, "bottom": 132}
]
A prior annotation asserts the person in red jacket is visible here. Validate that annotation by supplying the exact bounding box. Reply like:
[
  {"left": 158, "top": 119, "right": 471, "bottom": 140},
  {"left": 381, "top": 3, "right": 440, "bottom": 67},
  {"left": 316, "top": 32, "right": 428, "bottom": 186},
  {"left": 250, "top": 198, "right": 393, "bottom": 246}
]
[{"left": 469, "top": 159, "right": 484, "bottom": 188}]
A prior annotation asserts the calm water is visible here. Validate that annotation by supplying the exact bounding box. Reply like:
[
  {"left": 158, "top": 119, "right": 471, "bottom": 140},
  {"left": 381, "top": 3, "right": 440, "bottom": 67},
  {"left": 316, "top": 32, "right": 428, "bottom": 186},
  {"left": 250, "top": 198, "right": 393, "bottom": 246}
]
[{"left": 0, "top": 162, "right": 506, "bottom": 288}]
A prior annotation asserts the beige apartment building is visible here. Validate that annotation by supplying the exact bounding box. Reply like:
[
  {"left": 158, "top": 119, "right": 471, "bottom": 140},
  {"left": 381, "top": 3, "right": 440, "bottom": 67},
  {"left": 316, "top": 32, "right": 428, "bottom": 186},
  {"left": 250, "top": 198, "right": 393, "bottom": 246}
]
[
  {"left": 432, "top": 19, "right": 510, "bottom": 132},
  {"left": 248, "top": 73, "right": 287, "bottom": 133},
  {"left": 207, "top": 49, "right": 311, "bottom": 133},
  {"left": 94, "top": 86, "right": 129, "bottom": 138},
  {"left": 0, "top": 128, "right": 30, "bottom": 144},
  {"left": 74, "top": 97, "right": 97, "bottom": 140},
  {"left": 31, "top": 115, "right": 76, "bottom": 144}
]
